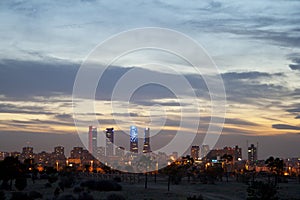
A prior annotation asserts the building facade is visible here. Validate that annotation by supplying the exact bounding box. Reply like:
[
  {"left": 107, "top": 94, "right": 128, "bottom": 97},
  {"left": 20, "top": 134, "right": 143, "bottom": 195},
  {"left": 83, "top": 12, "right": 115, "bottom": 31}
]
[
  {"left": 105, "top": 128, "right": 114, "bottom": 156},
  {"left": 191, "top": 145, "right": 200, "bottom": 160},
  {"left": 130, "top": 126, "right": 138, "bottom": 153},
  {"left": 143, "top": 128, "right": 151, "bottom": 153},
  {"left": 88, "top": 126, "right": 97, "bottom": 155},
  {"left": 248, "top": 144, "right": 257, "bottom": 163}
]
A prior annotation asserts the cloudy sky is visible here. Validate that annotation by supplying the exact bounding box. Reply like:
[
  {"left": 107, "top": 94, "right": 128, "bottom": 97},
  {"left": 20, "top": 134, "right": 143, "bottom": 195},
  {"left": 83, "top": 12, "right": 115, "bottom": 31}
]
[{"left": 0, "top": 0, "right": 300, "bottom": 158}]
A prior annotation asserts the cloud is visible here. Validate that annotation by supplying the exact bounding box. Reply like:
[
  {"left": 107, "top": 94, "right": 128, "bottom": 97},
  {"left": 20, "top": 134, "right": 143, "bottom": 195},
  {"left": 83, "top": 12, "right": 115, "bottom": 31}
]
[
  {"left": 288, "top": 58, "right": 300, "bottom": 70},
  {"left": 55, "top": 113, "right": 73, "bottom": 120},
  {"left": 0, "top": 59, "right": 78, "bottom": 100},
  {"left": 0, "top": 58, "right": 291, "bottom": 110},
  {"left": 287, "top": 108, "right": 300, "bottom": 113},
  {"left": 112, "top": 112, "right": 139, "bottom": 117},
  {"left": 225, "top": 118, "right": 258, "bottom": 126},
  {"left": 221, "top": 71, "right": 280, "bottom": 80},
  {"left": 272, "top": 124, "right": 300, "bottom": 131},
  {"left": 0, "top": 103, "right": 53, "bottom": 115}
]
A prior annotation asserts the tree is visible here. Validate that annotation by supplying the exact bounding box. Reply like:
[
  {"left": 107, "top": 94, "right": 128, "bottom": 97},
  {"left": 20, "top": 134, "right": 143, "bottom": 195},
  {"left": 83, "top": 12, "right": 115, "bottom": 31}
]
[
  {"left": 0, "top": 157, "right": 24, "bottom": 190},
  {"left": 265, "top": 156, "right": 285, "bottom": 185}
]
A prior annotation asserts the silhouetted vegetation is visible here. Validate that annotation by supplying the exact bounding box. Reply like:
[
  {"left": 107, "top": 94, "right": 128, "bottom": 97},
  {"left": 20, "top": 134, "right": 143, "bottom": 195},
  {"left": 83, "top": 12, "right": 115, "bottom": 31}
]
[
  {"left": 265, "top": 156, "right": 285, "bottom": 185},
  {"left": 10, "top": 192, "right": 31, "bottom": 200},
  {"left": 247, "top": 181, "right": 278, "bottom": 200},
  {"left": 77, "top": 192, "right": 94, "bottom": 200},
  {"left": 187, "top": 194, "right": 204, "bottom": 200},
  {"left": 0, "top": 157, "right": 25, "bottom": 191},
  {"left": 57, "top": 194, "right": 76, "bottom": 200},
  {"left": 28, "top": 190, "right": 43, "bottom": 199},
  {"left": 14, "top": 177, "right": 27, "bottom": 191},
  {"left": 81, "top": 180, "right": 122, "bottom": 191},
  {"left": 0, "top": 190, "right": 5, "bottom": 200},
  {"left": 106, "top": 193, "right": 126, "bottom": 200}
]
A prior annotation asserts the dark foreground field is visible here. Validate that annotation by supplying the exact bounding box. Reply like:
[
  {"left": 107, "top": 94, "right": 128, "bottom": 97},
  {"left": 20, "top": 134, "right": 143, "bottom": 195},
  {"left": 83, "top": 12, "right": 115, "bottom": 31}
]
[{"left": 2, "top": 175, "right": 300, "bottom": 200}]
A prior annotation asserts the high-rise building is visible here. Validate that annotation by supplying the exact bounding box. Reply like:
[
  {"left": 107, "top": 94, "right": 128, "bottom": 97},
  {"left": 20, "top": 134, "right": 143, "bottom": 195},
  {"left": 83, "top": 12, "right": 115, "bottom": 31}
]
[
  {"left": 70, "top": 147, "right": 83, "bottom": 159},
  {"left": 21, "top": 146, "right": 34, "bottom": 160},
  {"left": 88, "top": 126, "right": 97, "bottom": 155},
  {"left": 54, "top": 146, "right": 65, "bottom": 157},
  {"left": 200, "top": 144, "right": 210, "bottom": 158},
  {"left": 191, "top": 145, "right": 200, "bottom": 160},
  {"left": 234, "top": 145, "right": 242, "bottom": 161},
  {"left": 115, "top": 146, "right": 125, "bottom": 157},
  {"left": 130, "top": 126, "right": 138, "bottom": 153},
  {"left": 36, "top": 151, "right": 52, "bottom": 166},
  {"left": 248, "top": 144, "right": 257, "bottom": 162},
  {"left": 96, "top": 146, "right": 105, "bottom": 159},
  {"left": 0, "top": 151, "right": 9, "bottom": 161},
  {"left": 143, "top": 128, "right": 151, "bottom": 153},
  {"left": 206, "top": 146, "right": 242, "bottom": 162},
  {"left": 105, "top": 128, "right": 114, "bottom": 156}
]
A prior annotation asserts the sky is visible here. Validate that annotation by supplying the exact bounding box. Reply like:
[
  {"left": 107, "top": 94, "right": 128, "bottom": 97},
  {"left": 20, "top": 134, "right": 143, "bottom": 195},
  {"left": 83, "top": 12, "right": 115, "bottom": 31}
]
[{"left": 0, "top": 0, "right": 300, "bottom": 159}]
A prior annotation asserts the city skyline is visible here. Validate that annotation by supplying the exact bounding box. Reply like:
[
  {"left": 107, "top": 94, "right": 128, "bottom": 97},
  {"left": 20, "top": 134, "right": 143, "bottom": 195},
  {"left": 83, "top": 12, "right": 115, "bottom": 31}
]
[{"left": 0, "top": 1, "right": 300, "bottom": 159}]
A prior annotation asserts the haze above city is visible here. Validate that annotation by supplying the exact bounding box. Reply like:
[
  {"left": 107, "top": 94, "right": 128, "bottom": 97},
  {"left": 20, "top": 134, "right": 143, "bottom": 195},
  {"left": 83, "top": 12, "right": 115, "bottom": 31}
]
[{"left": 0, "top": 0, "right": 300, "bottom": 159}]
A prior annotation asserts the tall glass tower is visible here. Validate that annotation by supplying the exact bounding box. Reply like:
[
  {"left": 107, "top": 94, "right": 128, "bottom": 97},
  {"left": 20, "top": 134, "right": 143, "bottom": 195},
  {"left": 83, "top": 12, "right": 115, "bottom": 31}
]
[
  {"left": 105, "top": 128, "right": 114, "bottom": 156},
  {"left": 143, "top": 128, "right": 151, "bottom": 153},
  {"left": 88, "top": 126, "right": 97, "bottom": 155},
  {"left": 130, "top": 126, "right": 138, "bottom": 153}
]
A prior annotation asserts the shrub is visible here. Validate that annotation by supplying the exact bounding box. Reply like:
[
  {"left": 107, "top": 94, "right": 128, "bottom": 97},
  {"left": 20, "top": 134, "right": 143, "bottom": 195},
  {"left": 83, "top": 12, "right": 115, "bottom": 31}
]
[
  {"left": 78, "top": 192, "right": 94, "bottom": 200},
  {"left": 113, "top": 176, "right": 121, "bottom": 182},
  {"left": 106, "top": 194, "right": 126, "bottom": 200},
  {"left": 10, "top": 192, "right": 31, "bottom": 200},
  {"left": 81, "top": 180, "right": 122, "bottom": 191},
  {"left": 28, "top": 191, "right": 43, "bottom": 199},
  {"left": 0, "top": 190, "right": 5, "bottom": 200},
  {"left": 73, "top": 186, "right": 84, "bottom": 193},
  {"left": 247, "top": 181, "right": 278, "bottom": 200},
  {"left": 48, "top": 174, "right": 58, "bottom": 184},
  {"left": 15, "top": 177, "right": 27, "bottom": 191},
  {"left": 59, "top": 176, "right": 75, "bottom": 189},
  {"left": 187, "top": 195, "right": 204, "bottom": 200},
  {"left": 57, "top": 194, "right": 76, "bottom": 200}
]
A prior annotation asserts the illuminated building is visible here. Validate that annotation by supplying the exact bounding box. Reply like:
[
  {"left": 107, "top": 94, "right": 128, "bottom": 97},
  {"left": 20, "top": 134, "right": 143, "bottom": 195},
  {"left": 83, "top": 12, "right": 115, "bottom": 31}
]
[
  {"left": 0, "top": 151, "right": 8, "bottom": 161},
  {"left": 200, "top": 144, "right": 210, "bottom": 158},
  {"left": 116, "top": 146, "right": 125, "bottom": 157},
  {"left": 248, "top": 144, "right": 257, "bottom": 163},
  {"left": 21, "top": 146, "right": 34, "bottom": 160},
  {"left": 191, "top": 145, "right": 200, "bottom": 160},
  {"left": 54, "top": 146, "right": 65, "bottom": 158},
  {"left": 206, "top": 146, "right": 242, "bottom": 162},
  {"left": 143, "top": 128, "right": 151, "bottom": 153},
  {"left": 130, "top": 126, "right": 138, "bottom": 153},
  {"left": 96, "top": 146, "right": 105, "bottom": 160},
  {"left": 10, "top": 151, "right": 21, "bottom": 158},
  {"left": 234, "top": 145, "right": 242, "bottom": 161},
  {"left": 70, "top": 147, "right": 83, "bottom": 159},
  {"left": 88, "top": 126, "right": 97, "bottom": 155},
  {"left": 36, "top": 151, "right": 52, "bottom": 166},
  {"left": 105, "top": 128, "right": 114, "bottom": 156}
]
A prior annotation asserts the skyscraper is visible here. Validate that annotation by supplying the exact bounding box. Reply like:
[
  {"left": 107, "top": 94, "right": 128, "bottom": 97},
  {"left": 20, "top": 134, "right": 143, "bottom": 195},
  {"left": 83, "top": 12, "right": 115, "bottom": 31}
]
[
  {"left": 200, "top": 144, "right": 210, "bottom": 158},
  {"left": 115, "top": 146, "right": 125, "bottom": 157},
  {"left": 130, "top": 126, "right": 138, "bottom": 153},
  {"left": 143, "top": 128, "right": 151, "bottom": 153},
  {"left": 248, "top": 144, "right": 257, "bottom": 162},
  {"left": 54, "top": 146, "right": 65, "bottom": 160},
  {"left": 191, "top": 145, "right": 200, "bottom": 160},
  {"left": 88, "top": 126, "right": 97, "bottom": 155},
  {"left": 105, "top": 128, "right": 114, "bottom": 156},
  {"left": 21, "top": 146, "right": 34, "bottom": 160}
]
